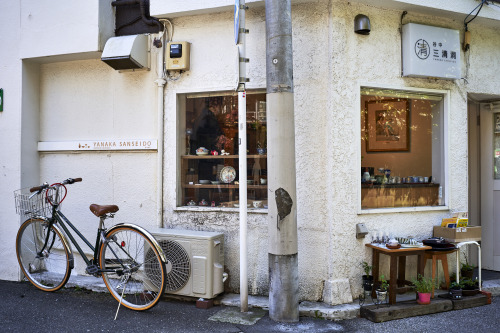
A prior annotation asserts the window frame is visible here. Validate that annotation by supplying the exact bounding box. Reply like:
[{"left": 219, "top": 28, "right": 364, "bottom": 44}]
[
  {"left": 175, "top": 89, "right": 268, "bottom": 212},
  {"left": 356, "top": 83, "right": 450, "bottom": 214}
]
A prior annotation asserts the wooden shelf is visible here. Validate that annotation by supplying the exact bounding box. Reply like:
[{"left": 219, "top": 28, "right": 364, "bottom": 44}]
[
  {"left": 182, "top": 154, "right": 266, "bottom": 159},
  {"left": 182, "top": 184, "right": 267, "bottom": 189}
]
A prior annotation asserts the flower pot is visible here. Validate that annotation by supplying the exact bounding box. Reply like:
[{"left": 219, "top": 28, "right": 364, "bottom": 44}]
[
  {"left": 449, "top": 288, "right": 462, "bottom": 300},
  {"left": 362, "top": 275, "right": 373, "bottom": 291},
  {"left": 462, "top": 288, "right": 479, "bottom": 296},
  {"left": 375, "top": 290, "right": 387, "bottom": 303},
  {"left": 417, "top": 292, "right": 431, "bottom": 305}
]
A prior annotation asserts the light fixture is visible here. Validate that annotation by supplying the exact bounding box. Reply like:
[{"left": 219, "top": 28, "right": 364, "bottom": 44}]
[{"left": 354, "top": 14, "right": 371, "bottom": 35}]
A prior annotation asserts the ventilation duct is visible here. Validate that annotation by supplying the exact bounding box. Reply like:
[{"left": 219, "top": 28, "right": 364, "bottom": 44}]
[{"left": 101, "top": 34, "right": 149, "bottom": 70}]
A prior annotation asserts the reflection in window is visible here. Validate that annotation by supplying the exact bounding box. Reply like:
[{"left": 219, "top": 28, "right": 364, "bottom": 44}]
[
  {"left": 360, "top": 88, "right": 445, "bottom": 209},
  {"left": 179, "top": 92, "right": 268, "bottom": 209}
]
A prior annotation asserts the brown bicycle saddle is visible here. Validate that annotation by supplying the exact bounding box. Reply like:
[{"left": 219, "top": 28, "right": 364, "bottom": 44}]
[{"left": 89, "top": 204, "right": 119, "bottom": 217}]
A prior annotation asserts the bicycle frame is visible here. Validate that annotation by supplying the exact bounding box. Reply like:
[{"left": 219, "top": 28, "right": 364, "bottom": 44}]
[{"left": 41, "top": 204, "right": 106, "bottom": 273}]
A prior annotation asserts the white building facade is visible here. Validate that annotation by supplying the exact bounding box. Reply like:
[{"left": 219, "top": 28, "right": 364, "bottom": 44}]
[{"left": 1, "top": 0, "right": 499, "bottom": 305}]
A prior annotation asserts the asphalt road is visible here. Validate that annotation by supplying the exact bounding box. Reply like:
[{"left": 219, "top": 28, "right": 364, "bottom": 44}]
[{"left": 0, "top": 280, "right": 498, "bottom": 332}]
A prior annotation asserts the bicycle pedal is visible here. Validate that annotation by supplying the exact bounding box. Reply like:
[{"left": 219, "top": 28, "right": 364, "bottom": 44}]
[{"left": 85, "top": 264, "right": 99, "bottom": 275}]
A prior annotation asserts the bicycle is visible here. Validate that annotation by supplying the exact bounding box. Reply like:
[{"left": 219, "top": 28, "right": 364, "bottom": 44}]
[{"left": 14, "top": 178, "right": 167, "bottom": 311}]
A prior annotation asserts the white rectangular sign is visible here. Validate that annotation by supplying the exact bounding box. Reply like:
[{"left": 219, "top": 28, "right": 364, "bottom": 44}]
[
  {"left": 402, "top": 23, "right": 461, "bottom": 80},
  {"left": 38, "top": 139, "right": 157, "bottom": 152}
]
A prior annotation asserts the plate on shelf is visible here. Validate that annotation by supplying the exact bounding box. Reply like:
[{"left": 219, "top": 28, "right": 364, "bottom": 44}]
[
  {"left": 220, "top": 166, "right": 236, "bottom": 183},
  {"left": 400, "top": 243, "right": 424, "bottom": 248},
  {"left": 196, "top": 151, "right": 208, "bottom": 155}
]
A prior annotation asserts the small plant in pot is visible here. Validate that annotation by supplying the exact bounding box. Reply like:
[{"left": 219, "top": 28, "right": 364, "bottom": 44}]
[
  {"left": 448, "top": 282, "right": 462, "bottom": 300},
  {"left": 375, "top": 275, "right": 389, "bottom": 303},
  {"left": 361, "top": 261, "right": 373, "bottom": 291},
  {"left": 461, "top": 278, "right": 480, "bottom": 296},
  {"left": 412, "top": 274, "right": 434, "bottom": 305},
  {"left": 460, "top": 253, "right": 474, "bottom": 280}
]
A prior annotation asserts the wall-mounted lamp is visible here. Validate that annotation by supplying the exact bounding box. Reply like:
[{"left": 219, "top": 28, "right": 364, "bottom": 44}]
[{"left": 354, "top": 14, "right": 371, "bottom": 35}]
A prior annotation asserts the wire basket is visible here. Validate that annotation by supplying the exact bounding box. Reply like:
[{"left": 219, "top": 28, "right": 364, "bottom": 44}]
[{"left": 14, "top": 187, "right": 52, "bottom": 218}]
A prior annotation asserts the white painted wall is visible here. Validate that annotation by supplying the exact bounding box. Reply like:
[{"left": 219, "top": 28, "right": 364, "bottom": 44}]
[
  {"left": 1, "top": 0, "right": 500, "bottom": 304},
  {"left": 37, "top": 58, "right": 159, "bottom": 271},
  {"left": 20, "top": 0, "right": 114, "bottom": 59},
  {"left": 0, "top": 2, "right": 23, "bottom": 282}
]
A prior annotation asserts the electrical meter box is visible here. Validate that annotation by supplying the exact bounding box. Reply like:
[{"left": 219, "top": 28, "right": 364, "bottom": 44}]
[{"left": 166, "top": 42, "right": 190, "bottom": 71}]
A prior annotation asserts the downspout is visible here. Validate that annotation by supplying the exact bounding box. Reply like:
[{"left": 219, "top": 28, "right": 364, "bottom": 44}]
[{"left": 155, "top": 34, "right": 166, "bottom": 228}]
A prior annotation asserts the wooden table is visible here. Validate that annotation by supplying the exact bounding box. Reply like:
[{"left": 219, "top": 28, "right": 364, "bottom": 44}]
[
  {"left": 366, "top": 243, "right": 432, "bottom": 304},
  {"left": 423, "top": 248, "right": 457, "bottom": 298}
]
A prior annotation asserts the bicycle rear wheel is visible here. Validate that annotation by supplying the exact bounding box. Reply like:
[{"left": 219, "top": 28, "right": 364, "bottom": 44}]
[
  {"left": 100, "top": 225, "right": 166, "bottom": 311},
  {"left": 16, "top": 218, "right": 72, "bottom": 291}
]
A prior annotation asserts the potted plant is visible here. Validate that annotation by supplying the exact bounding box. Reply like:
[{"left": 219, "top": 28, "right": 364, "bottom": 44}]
[
  {"left": 412, "top": 274, "right": 434, "bottom": 305},
  {"left": 448, "top": 282, "right": 462, "bottom": 300},
  {"left": 361, "top": 261, "right": 373, "bottom": 291},
  {"left": 375, "top": 275, "right": 389, "bottom": 303},
  {"left": 461, "top": 278, "right": 480, "bottom": 296},
  {"left": 460, "top": 253, "right": 474, "bottom": 280}
]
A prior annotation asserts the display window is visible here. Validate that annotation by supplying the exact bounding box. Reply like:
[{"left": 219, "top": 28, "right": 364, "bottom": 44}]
[
  {"left": 360, "top": 87, "right": 446, "bottom": 209},
  {"left": 178, "top": 91, "right": 267, "bottom": 209}
]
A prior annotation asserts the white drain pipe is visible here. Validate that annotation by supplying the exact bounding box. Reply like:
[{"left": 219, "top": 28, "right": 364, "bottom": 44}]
[{"left": 155, "top": 34, "right": 167, "bottom": 228}]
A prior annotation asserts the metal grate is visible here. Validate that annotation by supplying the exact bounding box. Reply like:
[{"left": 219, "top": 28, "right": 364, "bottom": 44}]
[{"left": 145, "top": 240, "right": 191, "bottom": 292}]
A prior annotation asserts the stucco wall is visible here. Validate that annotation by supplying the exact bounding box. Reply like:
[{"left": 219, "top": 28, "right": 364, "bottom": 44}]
[{"left": 160, "top": 0, "right": 492, "bottom": 302}]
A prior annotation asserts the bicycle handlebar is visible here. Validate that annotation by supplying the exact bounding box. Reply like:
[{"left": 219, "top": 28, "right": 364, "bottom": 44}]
[{"left": 29, "top": 177, "right": 82, "bottom": 193}]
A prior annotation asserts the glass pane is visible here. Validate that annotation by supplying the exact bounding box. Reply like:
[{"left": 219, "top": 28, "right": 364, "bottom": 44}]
[
  {"left": 494, "top": 114, "right": 500, "bottom": 179},
  {"left": 180, "top": 92, "right": 268, "bottom": 208},
  {"left": 361, "top": 88, "right": 445, "bottom": 209}
]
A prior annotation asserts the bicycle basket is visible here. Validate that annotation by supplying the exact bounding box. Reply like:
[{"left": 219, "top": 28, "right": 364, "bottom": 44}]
[{"left": 14, "top": 187, "right": 52, "bottom": 218}]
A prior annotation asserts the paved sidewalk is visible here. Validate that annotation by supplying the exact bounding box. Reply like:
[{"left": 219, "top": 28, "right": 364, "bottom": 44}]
[
  {"left": 63, "top": 269, "right": 500, "bottom": 322},
  {"left": 1, "top": 279, "right": 499, "bottom": 332}
]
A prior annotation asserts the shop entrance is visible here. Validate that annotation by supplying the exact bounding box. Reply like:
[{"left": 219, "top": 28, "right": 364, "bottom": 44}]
[{"left": 469, "top": 95, "right": 500, "bottom": 271}]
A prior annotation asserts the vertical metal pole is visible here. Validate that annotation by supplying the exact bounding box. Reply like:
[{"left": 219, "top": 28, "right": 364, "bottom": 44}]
[
  {"left": 266, "top": 0, "right": 298, "bottom": 322},
  {"left": 237, "top": 0, "right": 249, "bottom": 313}
]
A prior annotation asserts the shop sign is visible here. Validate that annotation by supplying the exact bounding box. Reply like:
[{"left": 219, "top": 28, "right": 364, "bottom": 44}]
[
  {"left": 402, "top": 23, "right": 460, "bottom": 80},
  {"left": 38, "top": 139, "right": 157, "bottom": 152}
]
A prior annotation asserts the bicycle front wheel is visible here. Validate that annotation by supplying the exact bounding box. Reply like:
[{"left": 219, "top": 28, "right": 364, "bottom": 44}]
[
  {"left": 100, "top": 225, "right": 166, "bottom": 311},
  {"left": 16, "top": 218, "right": 72, "bottom": 291}
]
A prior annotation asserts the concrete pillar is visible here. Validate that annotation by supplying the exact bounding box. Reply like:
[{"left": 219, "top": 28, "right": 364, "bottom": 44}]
[{"left": 265, "top": 0, "right": 298, "bottom": 322}]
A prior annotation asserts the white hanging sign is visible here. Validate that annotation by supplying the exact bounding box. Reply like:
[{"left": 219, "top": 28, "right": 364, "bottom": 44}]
[
  {"left": 402, "top": 23, "right": 461, "bottom": 80},
  {"left": 38, "top": 139, "right": 157, "bottom": 152}
]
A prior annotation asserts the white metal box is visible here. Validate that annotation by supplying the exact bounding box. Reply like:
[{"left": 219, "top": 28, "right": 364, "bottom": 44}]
[
  {"left": 144, "top": 228, "right": 224, "bottom": 299},
  {"left": 402, "top": 23, "right": 460, "bottom": 80}
]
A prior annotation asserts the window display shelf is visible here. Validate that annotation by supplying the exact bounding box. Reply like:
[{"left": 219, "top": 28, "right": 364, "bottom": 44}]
[
  {"left": 182, "top": 154, "right": 266, "bottom": 159},
  {"left": 182, "top": 184, "right": 267, "bottom": 189}
]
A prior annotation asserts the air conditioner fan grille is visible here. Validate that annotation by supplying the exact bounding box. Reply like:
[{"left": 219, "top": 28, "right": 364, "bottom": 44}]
[{"left": 146, "top": 239, "right": 191, "bottom": 292}]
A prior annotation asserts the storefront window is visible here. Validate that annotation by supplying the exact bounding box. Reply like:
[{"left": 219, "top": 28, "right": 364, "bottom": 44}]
[
  {"left": 178, "top": 91, "right": 267, "bottom": 208},
  {"left": 360, "top": 87, "right": 446, "bottom": 209},
  {"left": 494, "top": 113, "right": 500, "bottom": 179}
]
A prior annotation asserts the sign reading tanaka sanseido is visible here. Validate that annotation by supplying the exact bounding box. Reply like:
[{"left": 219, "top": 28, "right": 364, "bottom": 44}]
[
  {"left": 38, "top": 139, "right": 157, "bottom": 152},
  {"left": 402, "top": 23, "right": 460, "bottom": 80}
]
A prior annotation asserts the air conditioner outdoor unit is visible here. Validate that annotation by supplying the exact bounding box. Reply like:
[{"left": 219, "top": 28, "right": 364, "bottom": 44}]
[{"left": 144, "top": 228, "right": 225, "bottom": 299}]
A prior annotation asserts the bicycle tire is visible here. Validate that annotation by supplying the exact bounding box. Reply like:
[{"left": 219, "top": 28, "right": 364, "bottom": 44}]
[
  {"left": 99, "top": 225, "right": 166, "bottom": 311},
  {"left": 16, "top": 218, "right": 72, "bottom": 292}
]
